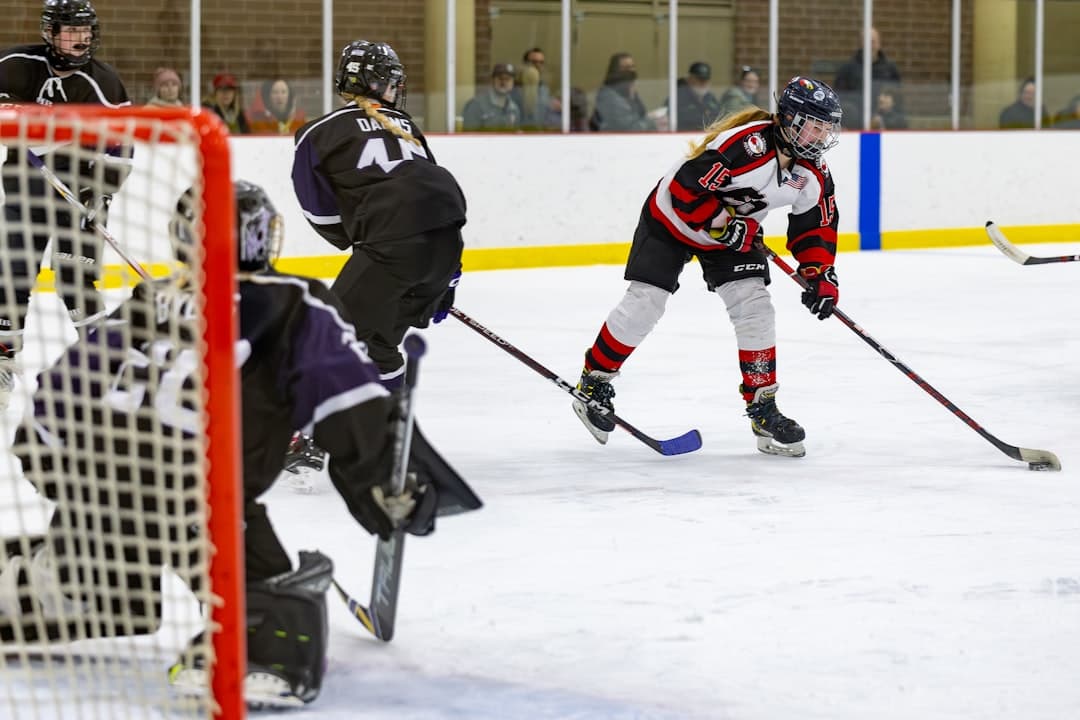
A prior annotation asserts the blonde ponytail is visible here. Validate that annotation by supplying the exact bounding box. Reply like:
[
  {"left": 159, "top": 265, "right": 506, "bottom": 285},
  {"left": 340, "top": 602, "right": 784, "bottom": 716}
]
[{"left": 687, "top": 107, "right": 773, "bottom": 159}]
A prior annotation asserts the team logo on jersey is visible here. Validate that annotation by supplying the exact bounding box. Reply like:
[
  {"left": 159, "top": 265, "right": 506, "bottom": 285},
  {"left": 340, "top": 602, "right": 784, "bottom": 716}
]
[{"left": 744, "top": 132, "right": 767, "bottom": 157}]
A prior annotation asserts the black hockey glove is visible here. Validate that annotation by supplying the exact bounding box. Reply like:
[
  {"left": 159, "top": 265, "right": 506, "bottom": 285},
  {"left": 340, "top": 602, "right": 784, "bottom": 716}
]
[
  {"left": 798, "top": 263, "right": 839, "bottom": 320},
  {"left": 77, "top": 187, "right": 112, "bottom": 232},
  {"left": 432, "top": 269, "right": 461, "bottom": 324}
]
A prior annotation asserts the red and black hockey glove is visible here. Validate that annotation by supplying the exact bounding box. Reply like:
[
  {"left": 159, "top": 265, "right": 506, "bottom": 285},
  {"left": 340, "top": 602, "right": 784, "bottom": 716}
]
[
  {"left": 707, "top": 211, "right": 759, "bottom": 253},
  {"left": 798, "top": 263, "right": 839, "bottom": 320}
]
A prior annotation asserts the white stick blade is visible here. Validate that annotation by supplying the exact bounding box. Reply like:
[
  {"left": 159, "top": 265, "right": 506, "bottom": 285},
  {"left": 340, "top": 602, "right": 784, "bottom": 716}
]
[{"left": 985, "top": 221, "right": 1033, "bottom": 265}]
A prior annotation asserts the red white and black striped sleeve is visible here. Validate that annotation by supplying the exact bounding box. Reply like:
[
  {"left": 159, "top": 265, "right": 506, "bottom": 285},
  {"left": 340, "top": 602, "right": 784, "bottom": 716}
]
[{"left": 787, "top": 160, "right": 839, "bottom": 270}]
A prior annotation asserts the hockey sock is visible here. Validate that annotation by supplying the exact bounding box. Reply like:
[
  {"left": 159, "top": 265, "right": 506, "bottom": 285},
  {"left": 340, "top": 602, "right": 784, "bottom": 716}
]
[
  {"left": 739, "top": 347, "right": 777, "bottom": 402},
  {"left": 584, "top": 323, "right": 636, "bottom": 373}
]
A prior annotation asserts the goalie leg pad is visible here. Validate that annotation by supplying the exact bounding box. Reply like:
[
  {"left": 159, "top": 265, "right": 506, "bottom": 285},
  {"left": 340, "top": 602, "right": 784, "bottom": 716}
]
[{"left": 245, "top": 550, "right": 334, "bottom": 705}]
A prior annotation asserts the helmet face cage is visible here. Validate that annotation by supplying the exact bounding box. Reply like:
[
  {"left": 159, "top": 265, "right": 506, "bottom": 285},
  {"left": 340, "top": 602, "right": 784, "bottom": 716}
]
[
  {"left": 40, "top": 0, "right": 100, "bottom": 69},
  {"left": 777, "top": 76, "right": 842, "bottom": 161},
  {"left": 168, "top": 181, "right": 282, "bottom": 274},
  {"left": 235, "top": 181, "right": 283, "bottom": 273},
  {"left": 335, "top": 41, "right": 407, "bottom": 110}
]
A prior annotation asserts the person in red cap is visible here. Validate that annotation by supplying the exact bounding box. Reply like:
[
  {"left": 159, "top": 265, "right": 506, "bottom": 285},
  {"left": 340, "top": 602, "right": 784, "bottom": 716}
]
[{"left": 204, "top": 71, "right": 250, "bottom": 134}]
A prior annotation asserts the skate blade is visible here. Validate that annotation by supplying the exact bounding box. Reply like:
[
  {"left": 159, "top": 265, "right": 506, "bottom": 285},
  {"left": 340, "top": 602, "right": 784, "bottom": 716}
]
[
  {"left": 756, "top": 436, "right": 806, "bottom": 458},
  {"left": 572, "top": 401, "right": 610, "bottom": 445}
]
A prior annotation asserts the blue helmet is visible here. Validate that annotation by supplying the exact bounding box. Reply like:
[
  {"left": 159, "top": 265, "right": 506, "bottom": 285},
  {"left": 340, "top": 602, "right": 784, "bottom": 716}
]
[
  {"left": 775, "top": 76, "right": 842, "bottom": 161},
  {"left": 335, "top": 40, "right": 407, "bottom": 110}
]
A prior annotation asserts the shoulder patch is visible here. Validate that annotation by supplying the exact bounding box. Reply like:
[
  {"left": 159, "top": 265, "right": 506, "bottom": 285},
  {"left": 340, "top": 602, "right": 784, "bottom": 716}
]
[{"left": 743, "top": 132, "right": 767, "bottom": 157}]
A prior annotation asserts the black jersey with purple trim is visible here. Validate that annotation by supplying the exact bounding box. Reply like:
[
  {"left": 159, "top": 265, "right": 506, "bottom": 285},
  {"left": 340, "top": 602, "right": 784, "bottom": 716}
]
[
  {"left": 645, "top": 119, "right": 839, "bottom": 268},
  {"left": 18, "top": 272, "right": 393, "bottom": 511},
  {"left": 291, "top": 102, "right": 467, "bottom": 250}
]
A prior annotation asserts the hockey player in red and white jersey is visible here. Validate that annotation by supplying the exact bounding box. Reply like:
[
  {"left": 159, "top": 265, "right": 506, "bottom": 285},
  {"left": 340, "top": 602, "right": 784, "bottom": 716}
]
[{"left": 573, "top": 76, "right": 844, "bottom": 458}]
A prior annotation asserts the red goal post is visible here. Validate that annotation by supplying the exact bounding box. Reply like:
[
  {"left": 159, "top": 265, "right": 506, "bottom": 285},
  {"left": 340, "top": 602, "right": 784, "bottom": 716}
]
[{"left": 0, "top": 105, "right": 244, "bottom": 719}]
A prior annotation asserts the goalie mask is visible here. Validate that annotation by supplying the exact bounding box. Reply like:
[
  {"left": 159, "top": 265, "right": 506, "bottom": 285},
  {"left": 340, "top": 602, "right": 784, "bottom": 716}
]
[
  {"left": 168, "top": 180, "right": 283, "bottom": 274},
  {"left": 335, "top": 40, "right": 407, "bottom": 110},
  {"left": 775, "top": 76, "right": 842, "bottom": 161},
  {"left": 41, "top": 0, "right": 100, "bottom": 70}
]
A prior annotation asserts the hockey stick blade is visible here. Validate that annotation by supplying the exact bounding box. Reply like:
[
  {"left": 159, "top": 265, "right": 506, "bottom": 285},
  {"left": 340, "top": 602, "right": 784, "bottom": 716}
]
[
  {"left": 332, "top": 578, "right": 385, "bottom": 639},
  {"left": 762, "top": 245, "right": 1061, "bottom": 472},
  {"left": 985, "top": 221, "right": 1080, "bottom": 265},
  {"left": 449, "top": 307, "right": 701, "bottom": 456}
]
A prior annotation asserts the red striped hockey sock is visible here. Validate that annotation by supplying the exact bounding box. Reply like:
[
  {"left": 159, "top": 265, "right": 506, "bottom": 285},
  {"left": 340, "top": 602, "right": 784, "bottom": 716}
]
[
  {"left": 584, "top": 322, "right": 636, "bottom": 373},
  {"left": 739, "top": 347, "right": 777, "bottom": 401}
]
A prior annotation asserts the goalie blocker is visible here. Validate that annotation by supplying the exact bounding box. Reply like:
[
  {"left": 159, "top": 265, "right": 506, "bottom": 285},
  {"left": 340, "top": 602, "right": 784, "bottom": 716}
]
[{"left": 0, "top": 180, "right": 481, "bottom": 708}]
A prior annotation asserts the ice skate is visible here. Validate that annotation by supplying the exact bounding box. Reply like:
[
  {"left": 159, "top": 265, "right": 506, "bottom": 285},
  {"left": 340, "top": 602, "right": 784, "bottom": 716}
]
[
  {"left": 743, "top": 383, "right": 806, "bottom": 458},
  {"left": 282, "top": 432, "right": 325, "bottom": 492},
  {"left": 572, "top": 368, "right": 618, "bottom": 444}
]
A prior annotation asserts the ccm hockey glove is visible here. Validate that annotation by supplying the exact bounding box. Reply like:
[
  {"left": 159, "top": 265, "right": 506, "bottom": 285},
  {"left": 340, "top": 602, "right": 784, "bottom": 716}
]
[
  {"left": 798, "top": 263, "right": 839, "bottom": 320},
  {"left": 432, "top": 268, "right": 461, "bottom": 324},
  {"left": 707, "top": 210, "right": 759, "bottom": 253}
]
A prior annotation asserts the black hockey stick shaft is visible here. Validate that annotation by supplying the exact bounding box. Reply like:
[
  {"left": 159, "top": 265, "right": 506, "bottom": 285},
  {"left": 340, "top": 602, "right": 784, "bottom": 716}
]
[
  {"left": 448, "top": 307, "right": 701, "bottom": 456},
  {"left": 26, "top": 148, "right": 153, "bottom": 281},
  {"left": 336, "top": 333, "right": 427, "bottom": 642},
  {"left": 764, "top": 245, "right": 1059, "bottom": 470},
  {"left": 985, "top": 221, "right": 1080, "bottom": 265}
]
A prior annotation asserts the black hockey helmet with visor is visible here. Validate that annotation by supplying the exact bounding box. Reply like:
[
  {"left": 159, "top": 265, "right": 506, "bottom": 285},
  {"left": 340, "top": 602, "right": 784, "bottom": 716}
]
[
  {"left": 169, "top": 180, "right": 282, "bottom": 275},
  {"left": 335, "top": 40, "right": 407, "bottom": 110},
  {"left": 775, "top": 76, "right": 842, "bottom": 161},
  {"left": 40, "top": 0, "right": 100, "bottom": 70}
]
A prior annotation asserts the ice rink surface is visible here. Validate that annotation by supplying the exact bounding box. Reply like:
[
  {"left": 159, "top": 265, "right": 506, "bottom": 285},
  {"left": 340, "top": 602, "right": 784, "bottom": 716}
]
[{"left": 2, "top": 243, "right": 1078, "bottom": 719}]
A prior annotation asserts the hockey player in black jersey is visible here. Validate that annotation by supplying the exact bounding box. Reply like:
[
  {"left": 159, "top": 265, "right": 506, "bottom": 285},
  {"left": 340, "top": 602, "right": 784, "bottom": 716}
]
[
  {"left": 0, "top": 0, "right": 133, "bottom": 410},
  {"left": 574, "top": 76, "right": 844, "bottom": 458},
  {"left": 0, "top": 180, "right": 480, "bottom": 707},
  {"left": 292, "top": 39, "right": 466, "bottom": 390}
]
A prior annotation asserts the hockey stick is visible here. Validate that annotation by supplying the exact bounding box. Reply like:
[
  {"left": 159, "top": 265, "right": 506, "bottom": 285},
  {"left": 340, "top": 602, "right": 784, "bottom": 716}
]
[
  {"left": 334, "top": 333, "right": 427, "bottom": 642},
  {"left": 762, "top": 245, "right": 1061, "bottom": 471},
  {"left": 984, "top": 221, "right": 1080, "bottom": 265},
  {"left": 25, "top": 148, "right": 152, "bottom": 282},
  {"left": 449, "top": 307, "right": 702, "bottom": 456}
]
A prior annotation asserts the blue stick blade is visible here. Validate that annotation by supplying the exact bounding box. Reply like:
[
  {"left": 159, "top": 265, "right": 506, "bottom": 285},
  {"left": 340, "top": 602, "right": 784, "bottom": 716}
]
[{"left": 658, "top": 429, "right": 703, "bottom": 456}]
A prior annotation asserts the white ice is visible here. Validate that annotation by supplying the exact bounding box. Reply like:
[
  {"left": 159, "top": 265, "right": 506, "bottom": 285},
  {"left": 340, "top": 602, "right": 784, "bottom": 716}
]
[{"left": 2, "top": 243, "right": 1078, "bottom": 719}]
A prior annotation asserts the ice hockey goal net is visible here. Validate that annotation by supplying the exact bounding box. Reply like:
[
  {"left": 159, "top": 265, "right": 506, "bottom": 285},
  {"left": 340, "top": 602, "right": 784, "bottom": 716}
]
[{"left": 0, "top": 105, "right": 244, "bottom": 719}]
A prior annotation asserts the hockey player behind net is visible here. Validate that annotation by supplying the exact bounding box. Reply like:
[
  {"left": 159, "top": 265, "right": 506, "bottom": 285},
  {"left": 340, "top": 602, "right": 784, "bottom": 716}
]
[
  {"left": 0, "top": 179, "right": 480, "bottom": 708},
  {"left": 573, "top": 76, "right": 844, "bottom": 458}
]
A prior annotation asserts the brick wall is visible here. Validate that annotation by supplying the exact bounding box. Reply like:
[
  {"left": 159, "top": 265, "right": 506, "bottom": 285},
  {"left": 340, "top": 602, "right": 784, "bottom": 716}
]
[
  {"left": 2, "top": 0, "right": 973, "bottom": 117},
  {"left": 734, "top": 0, "right": 976, "bottom": 116}
]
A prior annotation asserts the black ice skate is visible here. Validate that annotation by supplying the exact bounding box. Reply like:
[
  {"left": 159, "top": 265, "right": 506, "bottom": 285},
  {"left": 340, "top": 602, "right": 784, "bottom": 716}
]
[
  {"left": 743, "top": 383, "right": 806, "bottom": 458},
  {"left": 572, "top": 368, "right": 618, "bottom": 444}
]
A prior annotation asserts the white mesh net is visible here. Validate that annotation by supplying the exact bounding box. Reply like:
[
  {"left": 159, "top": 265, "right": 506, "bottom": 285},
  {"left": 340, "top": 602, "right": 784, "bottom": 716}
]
[{"left": 0, "top": 107, "right": 239, "bottom": 719}]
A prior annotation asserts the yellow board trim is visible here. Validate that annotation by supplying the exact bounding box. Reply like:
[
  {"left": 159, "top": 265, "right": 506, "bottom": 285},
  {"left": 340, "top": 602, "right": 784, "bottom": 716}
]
[
  {"left": 32, "top": 225, "right": 1077, "bottom": 289},
  {"left": 881, "top": 224, "right": 1080, "bottom": 251}
]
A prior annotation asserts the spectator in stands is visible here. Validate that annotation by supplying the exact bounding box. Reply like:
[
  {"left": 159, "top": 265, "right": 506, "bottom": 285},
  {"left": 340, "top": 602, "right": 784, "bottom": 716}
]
[
  {"left": 146, "top": 66, "right": 183, "bottom": 107},
  {"left": 248, "top": 77, "right": 307, "bottom": 135},
  {"left": 998, "top": 77, "right": 1050, "bottom": 129},
  {"left": 671, "top": 61, "right": 722, "bottom": 132},
  {"left": 717, "top": 65, "right": 761, "bottom": 120},
  {"left": 569, "top": 87, "right": 590, "bottom": 132},
  {"left": 870, "top": 84, "right": 908, "bottom": 129},
  {"left": 1051, "top": 94, "right": 1080, "bottom": 129},
  {"left": 834, "top": 27, "right": 902, "bottom": 129},
  {"left": 203, "top": 72, "right": 250, "bottom": 134},
  {"left": 512, "top": 47, "right": 560, "bottom": 130},
  {"left": 590, "top": 52, "right": 656, "bottom": 132},
  {"left": 462, "top": 63, "right": 521, "bottom": 131}
]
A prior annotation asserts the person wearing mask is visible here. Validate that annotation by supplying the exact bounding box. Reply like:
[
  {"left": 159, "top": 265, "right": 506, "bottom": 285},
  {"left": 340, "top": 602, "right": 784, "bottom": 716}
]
[
  {"left": 673, "top": 61, "right": 723, "bottom": 132},
  {"left": 590, "top": 52, "right": 656, "bottom": 132}
]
